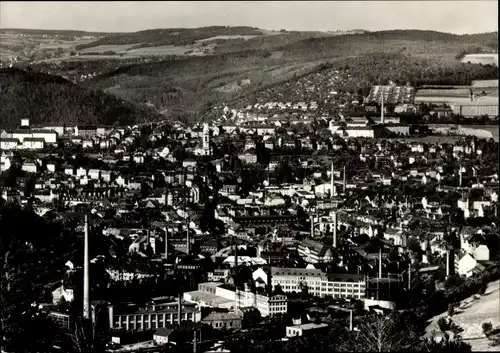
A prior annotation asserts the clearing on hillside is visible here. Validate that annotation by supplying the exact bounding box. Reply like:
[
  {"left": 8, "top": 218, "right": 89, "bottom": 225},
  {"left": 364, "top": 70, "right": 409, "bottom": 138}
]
[{"left": 425, "top": 280, "right": 500, "bottom": 352}]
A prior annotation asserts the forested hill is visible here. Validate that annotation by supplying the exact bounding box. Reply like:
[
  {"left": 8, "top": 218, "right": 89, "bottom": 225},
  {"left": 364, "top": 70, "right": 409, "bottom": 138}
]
[
  {"left": 0, "top": 68, "right": 164, "bottom": 130},
  {"left": 279, "top": 30, "right": 498, "bottom": 60},
  {"left": 75, "top": 26, "right": 265, "bottom": 50}
]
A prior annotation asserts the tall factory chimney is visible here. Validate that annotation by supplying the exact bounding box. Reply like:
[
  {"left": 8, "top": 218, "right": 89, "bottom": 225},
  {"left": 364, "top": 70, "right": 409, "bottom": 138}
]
[
  {"left": 177, "top": 293, "right": 182, "bottom": 325},
  {"left": 330, "top": 162, "right": 335, "bottom": 198},
  {"left": 186, "top": 223, "right": 190, "bottom": 256},
  {"left": 164, "top": 227, "right": 169, "bottom": 259},
  {"left": 310, "top": 214, "right": 314, "bottom": 238},
  {"left": 459, "top": 165, "right": 463, "bottom": 187},
  {"left": 83, "top": 215, "right": 90, "bottom": 320},
  {"left": 333, "top": 211, "right": 338, "bottom": 248},
  {"left": 343, "top": 165, "right": 346, "bottom": 195},
  {"left": 380, "top": 94, "right": 385, "bottom": 125},
  {"left": 378, "top": 248, "right": 382, "bottom": 279}
]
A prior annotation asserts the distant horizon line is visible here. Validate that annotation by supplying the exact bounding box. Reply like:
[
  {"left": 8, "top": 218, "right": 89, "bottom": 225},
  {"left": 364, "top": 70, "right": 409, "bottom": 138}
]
[{"left": 0, "top": 26, "right": 498, "bottom": 36}]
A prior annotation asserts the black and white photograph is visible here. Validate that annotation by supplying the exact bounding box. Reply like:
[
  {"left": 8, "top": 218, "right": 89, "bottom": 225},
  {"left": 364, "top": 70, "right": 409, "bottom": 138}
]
[{"left": 0, "top": 1, "right": 499, "bottom": 352}]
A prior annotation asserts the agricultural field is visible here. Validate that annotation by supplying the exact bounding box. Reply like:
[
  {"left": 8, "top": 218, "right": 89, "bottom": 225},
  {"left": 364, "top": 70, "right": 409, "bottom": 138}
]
[
  {"left": 77, "top": 44, "right": 141, "bottom": 53},
  {"left": 0, "top": 32, "right": 95, "bottom": 61},
  {"left": 196, "top": 34, "right": 263, "bottom": 43},
  {"left": 472, "top": 79, "right": 499, "bottom": 88}
]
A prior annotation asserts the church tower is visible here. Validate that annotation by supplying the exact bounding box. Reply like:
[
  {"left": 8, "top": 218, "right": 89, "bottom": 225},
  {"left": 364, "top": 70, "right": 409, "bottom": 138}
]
[{"left": 202, "top": 123, "right": 211, "bottom": 156}]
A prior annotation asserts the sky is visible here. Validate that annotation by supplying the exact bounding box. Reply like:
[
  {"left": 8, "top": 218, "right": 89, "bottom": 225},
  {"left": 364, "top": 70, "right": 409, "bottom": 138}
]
[{"left": 0, "top": 1, "right": 498, "bottom": 34}]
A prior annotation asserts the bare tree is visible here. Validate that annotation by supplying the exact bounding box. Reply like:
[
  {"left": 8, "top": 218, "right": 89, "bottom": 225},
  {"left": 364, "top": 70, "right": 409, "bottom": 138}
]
[
  {"left": 70, "top": 318, "right": 107, "bottom": 353},
  {"left": 347, "top": 314, "right": 421, "bottom": 352}
]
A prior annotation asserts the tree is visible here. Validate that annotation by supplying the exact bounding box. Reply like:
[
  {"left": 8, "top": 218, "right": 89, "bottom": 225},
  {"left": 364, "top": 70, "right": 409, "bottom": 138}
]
[
  {"left": 345, "top": 314, "right": 421, "bottom": 352},
  {"left": 70, "top": 318, "right": 108, "bottom": 353},
  {"left": 447, "top": 303, "right": 455, "bottom": 317},
  {"left": 482, "top": 322, "right": 493, "bottom": 336}
]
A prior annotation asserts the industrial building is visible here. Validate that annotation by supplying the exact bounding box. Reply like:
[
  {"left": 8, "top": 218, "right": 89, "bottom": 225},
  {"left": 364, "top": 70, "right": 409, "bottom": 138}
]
[
  {"left": 253, "top": 267, "right": 366, "bottom": 300},
  {"left": 452, "top": 104, "right": 499, "bottom": 118}
]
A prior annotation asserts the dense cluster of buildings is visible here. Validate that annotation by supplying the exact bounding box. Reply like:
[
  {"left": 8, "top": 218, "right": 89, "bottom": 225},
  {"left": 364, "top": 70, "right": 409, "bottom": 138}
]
[{"left": 2, "top": 63, "right": 499, "bottom": 351}]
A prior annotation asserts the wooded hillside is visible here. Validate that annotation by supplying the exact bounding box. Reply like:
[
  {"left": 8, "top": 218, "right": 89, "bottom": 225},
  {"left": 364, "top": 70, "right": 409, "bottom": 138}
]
[{"left": 0, "top": 68, "right": 164, "bottom": 130}]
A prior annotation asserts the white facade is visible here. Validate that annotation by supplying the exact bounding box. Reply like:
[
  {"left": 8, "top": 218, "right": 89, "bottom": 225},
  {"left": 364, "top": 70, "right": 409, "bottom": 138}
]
[
  {"left": 286, "top": 323, "right": 329, "bottom": 337},
  {"left": 457, "top": 253, "right": 478, "bottom": 278},
  {"left": 192, "top": 282, "right": 287, "bottom": 318},
  {"left": 0, "top": 139, "right": 19, "bottom": 150},
  {"left": 345, "top": 128, "right": 375, "bottom": 138},
  {"left": 23, "top": 139, "right": 44, "bottom": 149},
  {"left": 52, "top": 285, "right": 74, "bottom": 304},
  {"left": 253, "top": 267, "right": 366, "bottom": 299}
]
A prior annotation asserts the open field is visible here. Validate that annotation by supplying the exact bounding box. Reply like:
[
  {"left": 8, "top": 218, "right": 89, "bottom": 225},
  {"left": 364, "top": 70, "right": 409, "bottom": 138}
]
[
  {"left": 78, "top": 44, "right": 142, "bottom": 53},
  {"left": 415, "top": 96, "right": 498, "bottom": 105},
  {"left": 472, "top": 79, "right": 499, "bottom": 88},
  {"left": 415, "top": 85, "right": 499, "bottom": 105},
  {"left": 125, "top": 44, "right": 209, "bottom": 56},
  {"left": 425, "top": 280, "right": 500, "bottom": 352},
  {"left": 196, "top": 34, "right": 263, "bottom": 42},
  {"left": 461, "top": 53, "right": 498, "bottom": 65},
  {"left": 461, "top": 125, "right": 499, "bottom": 141}
]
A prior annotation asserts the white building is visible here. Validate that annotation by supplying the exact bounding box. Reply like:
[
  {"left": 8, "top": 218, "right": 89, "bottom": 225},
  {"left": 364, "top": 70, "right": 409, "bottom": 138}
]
[
  {"left": 52, "top": 284, "right": 74, "bottom": 304},
  {"left": 186, "top": 282, "right": 287, "bottom": 318},
  {"left": 253, "top": 267, "right": 366, "bottom": 299},
  {"left": 286, "top": 322, "right": 329, "bottom": 337}
]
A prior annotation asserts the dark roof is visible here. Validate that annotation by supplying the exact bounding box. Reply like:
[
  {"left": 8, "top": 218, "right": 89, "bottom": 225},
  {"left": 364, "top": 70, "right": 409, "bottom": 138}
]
[
  {"left": 154, "top": 327, "right": 173, "bottom": 337},
  {"left": 23, "top": 137, "right": 45, "bottom": 142},
  {"left": 77, "top": 125, "right": 97, "bottom": 130}
]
